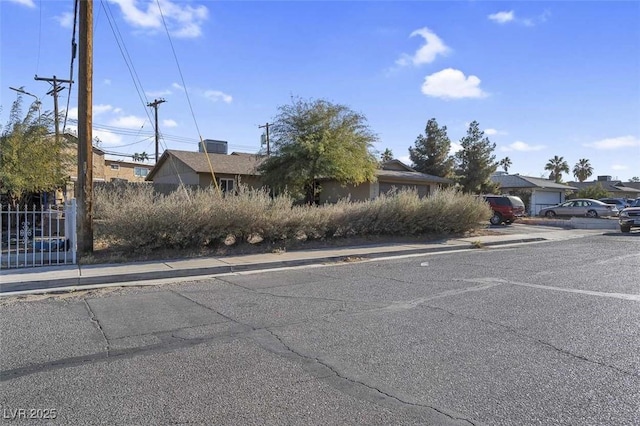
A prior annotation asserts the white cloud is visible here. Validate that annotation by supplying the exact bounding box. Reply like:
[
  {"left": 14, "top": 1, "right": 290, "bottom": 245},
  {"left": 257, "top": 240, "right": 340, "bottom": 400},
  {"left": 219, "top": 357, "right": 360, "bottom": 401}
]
[
  {"left": 398, "top": 155, "right": 412, "bottom": 165},
  {"left": 584, "top": 135, "right": 640, "bottom": 150},
  {"left": 396, "top": 27, "right": 450, "bottom": 67},
  {"left": 204, "top": 90, "right": 233, "bottom": 103},
  {"left": 93, "top": 129, "right": 124, "bottom": 146},
  {"left": 421, "top": 68, "right": 488, "bottom": 99},
  {"left": 8, "top": 0, "right": 35, "bottom": 8},
  {"left": 611, "top": 164, "right": 628, "bottom": 171},
  {"left": 94, "top": 104, "right": 114, "bottom": 116},
  {"left": 488, "top": 11, "right": 515, "bottom": 24},
  {"left": 450, "top": 142, "right": 463, "bottom": 154},
  {"left": 500, "top": 141, "right": 545, "bottom": 152},
  {"left": 163, "top": 119, "right": 178, "bottom": 128},
  {"left": 488, "top": 9, "right": 551, "bottom": 27},
  {"left": 56, "top": 12, "right": 74, "bottom": 28},
  {"left": 108, "top": 0, "right": 209, "bottom": 39},
  {"left": 66, "top": 107, "right": 78, "bottom": 121},
  {"left": 485, "top": 128, "right": 507, "bottom": 136},
  {"left": 109, "top": 115, "right": 146, "bottom": 129},
  {"left": 103, "top": 79, "right": 112, "bottom": 85}
]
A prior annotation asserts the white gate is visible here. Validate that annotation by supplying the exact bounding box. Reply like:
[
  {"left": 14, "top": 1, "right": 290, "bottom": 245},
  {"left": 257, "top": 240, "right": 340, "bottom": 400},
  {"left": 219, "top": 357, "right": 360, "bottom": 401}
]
[{"left": 1, "top": 199, "right": 77, "bottom": 269}]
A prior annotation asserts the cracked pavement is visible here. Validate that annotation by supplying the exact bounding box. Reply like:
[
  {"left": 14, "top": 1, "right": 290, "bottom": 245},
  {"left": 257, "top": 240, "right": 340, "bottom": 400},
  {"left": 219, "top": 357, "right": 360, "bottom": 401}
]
[{"left": 1, "top": 234, "right": 639, "bottom": 425}]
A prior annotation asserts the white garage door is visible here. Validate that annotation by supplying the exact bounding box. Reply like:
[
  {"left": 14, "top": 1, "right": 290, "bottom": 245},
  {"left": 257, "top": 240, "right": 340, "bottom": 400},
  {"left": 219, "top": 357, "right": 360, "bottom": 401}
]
[{"left": 532, "top": 191, "right": 563, "bottom": 215}]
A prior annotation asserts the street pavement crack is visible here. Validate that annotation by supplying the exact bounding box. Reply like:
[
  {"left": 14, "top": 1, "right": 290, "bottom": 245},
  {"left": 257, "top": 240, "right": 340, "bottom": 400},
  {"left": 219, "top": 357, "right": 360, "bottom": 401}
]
[
  {"left": 83, "top": 298, "right": 110, "bottom": 357},
  {"left": 169, "top": 289, "right": 257, "bottom": 331},
  {"left": 423, "top": 303, "right": 638, "bottom": 378},
  {"left": 261, "top": 328, "right": 478, "bottom": 426}
]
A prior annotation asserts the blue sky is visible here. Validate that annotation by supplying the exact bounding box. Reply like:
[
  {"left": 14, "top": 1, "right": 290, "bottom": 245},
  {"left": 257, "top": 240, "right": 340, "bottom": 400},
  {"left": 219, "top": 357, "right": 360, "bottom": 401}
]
[{"left": 2, "top": 0, "right": 639, "bottom": 182}]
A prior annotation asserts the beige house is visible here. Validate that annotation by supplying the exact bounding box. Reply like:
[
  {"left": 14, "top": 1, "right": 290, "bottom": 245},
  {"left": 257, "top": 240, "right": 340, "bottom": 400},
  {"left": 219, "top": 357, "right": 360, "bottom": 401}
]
[
  {"left": 146, "top": 150, "right": 452, "bottom": 201},
  {"left": 146, "top": 150, "right": 265, "bottom": 192},
  {"left": 104, "top": 159, "right": 153, "bottom": 183},
  {"left": 319, "top": 160, "right": 452, "bottom": 203}
]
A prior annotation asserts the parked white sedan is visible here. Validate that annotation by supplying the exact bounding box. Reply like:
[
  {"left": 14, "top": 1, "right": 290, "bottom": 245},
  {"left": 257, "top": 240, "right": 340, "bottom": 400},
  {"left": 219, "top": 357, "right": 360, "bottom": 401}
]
[{"left": 538, "top": 199, "right": 619, "bottom": 218}]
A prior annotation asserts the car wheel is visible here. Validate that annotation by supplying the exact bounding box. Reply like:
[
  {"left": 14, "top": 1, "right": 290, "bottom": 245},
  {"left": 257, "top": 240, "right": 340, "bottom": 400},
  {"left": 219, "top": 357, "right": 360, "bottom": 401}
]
[
  {"left": 586, "top": 210, "right": 598, "bottom": 218},
  {"left": 490, "top": 213, "right": 502, "bottom": 225},
  {"left": 620, "top": 225, "right": 631, "bottom": 233},
  {"left": 545, "top": 211, "right": 556, "bottom": 218}
]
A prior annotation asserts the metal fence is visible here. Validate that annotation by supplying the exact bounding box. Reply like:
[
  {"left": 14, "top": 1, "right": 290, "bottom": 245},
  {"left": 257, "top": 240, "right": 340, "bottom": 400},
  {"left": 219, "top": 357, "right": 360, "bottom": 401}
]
[{"left": 1, "top": 199, "right": 77, "bottom": 269}]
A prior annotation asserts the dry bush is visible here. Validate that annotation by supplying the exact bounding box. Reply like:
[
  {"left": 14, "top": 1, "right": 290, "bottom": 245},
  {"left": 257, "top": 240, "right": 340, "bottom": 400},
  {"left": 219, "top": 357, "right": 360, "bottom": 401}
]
[{"left": 94, "top": 185, "right": 491, "bottom": 253}]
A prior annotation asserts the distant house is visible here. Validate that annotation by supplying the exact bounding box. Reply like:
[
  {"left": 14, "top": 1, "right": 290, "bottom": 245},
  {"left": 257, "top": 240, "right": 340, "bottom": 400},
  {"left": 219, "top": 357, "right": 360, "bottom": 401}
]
[
  {"left": 146, "top": 151, "right": 452, "bottom": 202},
  {"left": 567, "top": 176, "right": 640, "bottom": 199},
  {"left": 319, "top": 160, "right": 452, "bottom": 203},
  {"left": 490, "top": 172, "right": 577, "bottom": 215},
  {"left": 104, "top": 159, "right": 153, "bottom": 183}
]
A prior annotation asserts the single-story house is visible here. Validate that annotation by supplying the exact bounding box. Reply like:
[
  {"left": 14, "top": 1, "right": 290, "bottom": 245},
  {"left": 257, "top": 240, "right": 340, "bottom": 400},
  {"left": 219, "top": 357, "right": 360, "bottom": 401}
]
[
  {"left": 490, "top": 172, "right": 577, "bottom": 215},
  {"left": 146, "top": 150, "right": 266, "bottom": 192},
  {"left": 319, "top": 159, "right": 452, "bottom": 203},
  {"left": 146, "top": 150, "right": 452, "bottom": 202},
  {"left": 567, "top": 176, "right": 640, "bottom": 199}
]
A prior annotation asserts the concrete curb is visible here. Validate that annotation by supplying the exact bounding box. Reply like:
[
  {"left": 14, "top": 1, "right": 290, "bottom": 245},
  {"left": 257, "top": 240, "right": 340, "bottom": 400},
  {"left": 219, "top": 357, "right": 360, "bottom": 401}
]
[{"left": 0, "top": 237, "right": 546, "bottom": 295}]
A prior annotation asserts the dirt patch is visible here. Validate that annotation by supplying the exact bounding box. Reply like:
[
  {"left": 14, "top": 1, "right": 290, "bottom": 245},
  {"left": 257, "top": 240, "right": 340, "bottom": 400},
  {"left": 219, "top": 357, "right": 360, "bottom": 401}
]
[{"left": 80, "top": 228, "right": 500, "bottom": 266}]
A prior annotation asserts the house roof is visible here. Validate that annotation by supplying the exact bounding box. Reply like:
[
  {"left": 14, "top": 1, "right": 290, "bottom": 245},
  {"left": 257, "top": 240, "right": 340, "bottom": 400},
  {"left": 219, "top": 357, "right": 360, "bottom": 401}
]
[
  {"left": 378, "top": 159, "right": 452, "bottom": 184},
  {"left": 567, "top": 180, "right": 640, "bottom": 194},
  {"left": 376, "top": 169, "right": 452, "bottom": 184},
  {"left": 148, "top": 150, "right": 453, "bottom": 184},
  {"left": 491, "top": 173, "right": 578, "bottom": 190},
  {"left": 147, "top": 150, "right": 265, "bottom": 180}
]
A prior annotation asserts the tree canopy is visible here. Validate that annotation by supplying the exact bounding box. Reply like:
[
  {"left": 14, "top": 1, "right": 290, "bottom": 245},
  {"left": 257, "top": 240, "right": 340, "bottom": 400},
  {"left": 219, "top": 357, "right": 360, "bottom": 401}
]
[
  {"left": 499, "top": 157, "right": 512, "bottom": 173},
  {"left": 572, "top": 158, "right": 593, "bottom": 182},
  {"left": 258, "top": 97, "right": 378, "bottom": 203},
  {"left": 409, "top": 118, "right": 454, "bottom": 178},
  {"left": 545, "top": 155, "right": 570, "bottom": 183},
  {"left": 1, "top": 96, "right": 73, "bottom": 207},
  {"left": 454, "top": 121, "right": 498, "bottom": 193},
  {"left": 380, "top": 148, "right": 394, "bottom": 163}
]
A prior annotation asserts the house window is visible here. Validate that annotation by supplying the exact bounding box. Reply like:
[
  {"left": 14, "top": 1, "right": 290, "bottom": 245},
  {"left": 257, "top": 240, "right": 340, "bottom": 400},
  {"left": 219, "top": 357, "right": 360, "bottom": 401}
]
[
  {"left": 134, "top": 167, "right": 149, "bottom": 177},
  {"left": 110, "top": 164, "right": 120, "bottom": 170},
  {"left": 219, "top": 178, "right": 235, "bottom": 193}
]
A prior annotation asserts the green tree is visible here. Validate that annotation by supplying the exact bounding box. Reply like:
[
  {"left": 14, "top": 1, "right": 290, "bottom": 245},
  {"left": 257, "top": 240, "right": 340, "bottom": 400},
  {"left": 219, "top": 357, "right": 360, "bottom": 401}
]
[
  {"left": 570, "top": 183, "right": 609, "bottom": 200},
  {"left": 454, "top": 121, "right": 498, "bottom": 193},
  {"left": 258, "top": 97, "right": 378, "bottom": 203},
  {"left": 380, "top": 148, "right": 394, "bottom": 162},
  {"left": 572, "top": 158, "right": 593, "bottom": 182},
  {"left": 630, "top": 176, "right": 639, "bottom": 183},
  {"left": 545, "top": 155, "right": 570, "bottom": 183},
  {"left": 499, "top": 157, "right": 512, "bottom": 173},
  {"left": 0, "top": 96, "right": 73, "bottom": 207},
  {"left": 132, "top": 152, "right": 149, "bottom": 162},
  {"left": 409, "top": 118, "right": 454, "bottom": 178}
]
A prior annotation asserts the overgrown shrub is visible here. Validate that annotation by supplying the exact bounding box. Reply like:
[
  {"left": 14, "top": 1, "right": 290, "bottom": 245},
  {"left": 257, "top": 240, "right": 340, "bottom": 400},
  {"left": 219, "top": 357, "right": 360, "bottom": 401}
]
[{"left": 94, "top": 185, "right": 492, "bottom": 253}]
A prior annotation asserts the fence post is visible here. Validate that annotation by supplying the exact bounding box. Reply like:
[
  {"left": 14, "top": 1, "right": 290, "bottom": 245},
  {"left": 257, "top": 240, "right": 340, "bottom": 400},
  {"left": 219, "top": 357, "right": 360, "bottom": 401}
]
[{"left": 66, "top": 199, "right": 78, "bottom": 264}]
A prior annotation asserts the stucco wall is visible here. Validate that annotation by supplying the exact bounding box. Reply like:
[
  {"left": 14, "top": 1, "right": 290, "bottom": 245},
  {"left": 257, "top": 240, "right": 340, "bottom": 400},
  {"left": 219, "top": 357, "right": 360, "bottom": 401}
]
[
  {"left": 151, "top": 159, "right": 199, "bottom": 185},
  {"left": 319, "top": 181, "right": 372, "bottom": 203},
  {"left": 104, "top": 160, "right": 153, "bottom": 183}
]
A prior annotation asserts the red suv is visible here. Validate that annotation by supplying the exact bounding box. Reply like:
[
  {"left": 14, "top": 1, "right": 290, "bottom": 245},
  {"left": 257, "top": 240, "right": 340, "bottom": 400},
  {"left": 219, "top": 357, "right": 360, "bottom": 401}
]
[{"left": 483, "top": 195, "right": 526, "bottom": 225}]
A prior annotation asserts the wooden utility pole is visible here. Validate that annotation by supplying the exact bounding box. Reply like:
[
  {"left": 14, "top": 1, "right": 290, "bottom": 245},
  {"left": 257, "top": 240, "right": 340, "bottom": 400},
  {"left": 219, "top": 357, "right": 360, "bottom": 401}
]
[
  {"left": 147, "top": 98, "right": 166, "bottom": 163},
  {"left": 34, "top": 75, "right": 73, "bottom": 143},
  {"left": 259, "top": 122, "right": 270, "bottom": 156},
  {"left": 77, "top": 0, "right": 93, "bottom": 255}
]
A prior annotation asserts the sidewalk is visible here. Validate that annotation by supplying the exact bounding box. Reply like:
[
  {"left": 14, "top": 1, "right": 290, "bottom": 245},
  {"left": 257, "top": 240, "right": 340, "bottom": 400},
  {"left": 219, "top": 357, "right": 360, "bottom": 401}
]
[{"left": 0, "top": 229, "right": 598, "bottom": 296}]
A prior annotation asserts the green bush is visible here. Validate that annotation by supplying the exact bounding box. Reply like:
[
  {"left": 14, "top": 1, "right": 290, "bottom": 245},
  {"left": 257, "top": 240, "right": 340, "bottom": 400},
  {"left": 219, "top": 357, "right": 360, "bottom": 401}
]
[{"left": 93, "top": 185, "right": 492, "bottom": 253}]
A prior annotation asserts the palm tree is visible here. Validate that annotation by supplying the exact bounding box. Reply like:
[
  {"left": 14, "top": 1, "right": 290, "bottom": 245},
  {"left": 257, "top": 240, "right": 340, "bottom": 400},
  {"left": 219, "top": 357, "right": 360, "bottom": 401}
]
[
  {"left": 132, "top": 152, "right": 150, "bottom": 162},
  {"left": 499, "top": 157, "right": 512, "bottom": 173},
  {"left": 572, "top": 158, "right": 593, "bottom": 182},
  {"left": 545, "top": 155, "right": 569, "bottom": 183},
  {"left": 380, "top": 148, "right": 393, "bottom": 162}
]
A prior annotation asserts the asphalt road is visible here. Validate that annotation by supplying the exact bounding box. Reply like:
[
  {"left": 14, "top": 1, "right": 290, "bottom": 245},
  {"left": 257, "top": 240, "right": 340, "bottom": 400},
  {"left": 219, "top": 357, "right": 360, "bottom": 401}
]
[{"left": 1, "top": 232, "right": 638, "bottom": 425}]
